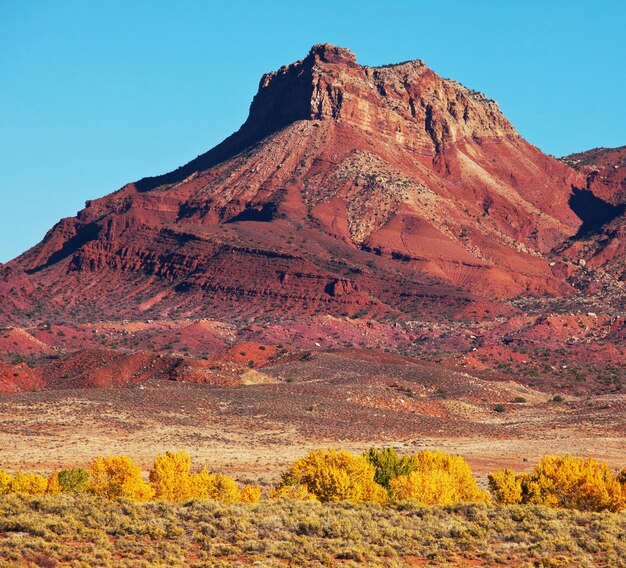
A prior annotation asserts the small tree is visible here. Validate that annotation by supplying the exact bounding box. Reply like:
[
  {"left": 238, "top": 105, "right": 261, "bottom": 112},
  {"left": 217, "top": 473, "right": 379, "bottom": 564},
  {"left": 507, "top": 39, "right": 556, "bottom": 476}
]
[
  {"left": 149, "top": 451, "right": 192, "bottom": 502},
  {"left": 89, "top": 456, "right": 154, "bottom": 501},
  {"left": 390, "top": 450, "right": 490, "bottom": 505},
  {"left": 279, "top": 448, "right": 387, "bottom": 503},
  {"left": 364, "top": 447, "right": 415, "bottom": 492}
]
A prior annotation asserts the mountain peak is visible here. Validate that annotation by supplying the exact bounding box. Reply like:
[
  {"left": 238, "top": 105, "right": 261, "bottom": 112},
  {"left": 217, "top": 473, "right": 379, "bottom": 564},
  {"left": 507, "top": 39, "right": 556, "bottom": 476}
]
[
  {"left": 307, "top": 43, "right": 357, "bottom": 65},
  {"left": 132, "top": 45, "right": 516, "bottom": 192}
]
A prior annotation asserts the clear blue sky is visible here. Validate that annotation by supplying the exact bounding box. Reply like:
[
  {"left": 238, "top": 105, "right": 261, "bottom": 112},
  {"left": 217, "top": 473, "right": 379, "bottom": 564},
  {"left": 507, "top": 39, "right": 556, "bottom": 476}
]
[{"left": 1, "top": 0, "right": 625, "bottom": 263}]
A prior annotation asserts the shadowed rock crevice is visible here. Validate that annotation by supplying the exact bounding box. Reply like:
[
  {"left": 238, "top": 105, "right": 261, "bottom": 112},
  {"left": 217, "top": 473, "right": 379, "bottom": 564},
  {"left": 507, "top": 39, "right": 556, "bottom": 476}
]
[
  {"left": 569, "top": 187, "right": 625, "bottom": 237},
  {"left": 26, "top": 222, "right": 101, "bottom": 274},
  {"left": 225, "top": 203, "right": 277, "bottom": 223}
]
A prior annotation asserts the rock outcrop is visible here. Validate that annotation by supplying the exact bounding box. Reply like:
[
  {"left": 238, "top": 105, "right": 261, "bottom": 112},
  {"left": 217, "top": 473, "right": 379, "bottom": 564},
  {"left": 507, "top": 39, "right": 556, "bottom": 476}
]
[{"left": 561, "top": 146, "right": 626, "bottom": 283}]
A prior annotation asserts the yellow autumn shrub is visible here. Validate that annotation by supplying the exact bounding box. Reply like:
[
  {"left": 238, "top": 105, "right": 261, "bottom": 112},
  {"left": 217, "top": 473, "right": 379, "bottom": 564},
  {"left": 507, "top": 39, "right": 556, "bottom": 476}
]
[
  {"left": 531, "top": 455, "right": 623, "bottom": 511},
  {"left": 11, "top": 472, "right": 50, "bottom": 495},
  {"left": 390, "top": 450, "right": 490, "bottom": 505},
  {"left": 618, "top": 468, "right": 626, "bottom": 503},
  {"left": 489, "top": 455, "right": 625, "bottom": 512},
  {"left": 188, "top": 469, "right": 241, "bottom": 503},
  {"left": 149, "top": 451, "right": 192, "bottom": 502},
  {"left": 89, "top": 455, "right": 154, "bottom": 501},
  {"left": 0, "top": 470, "right": 14, "bottom": 495},
  {"left": 0, "top": 470, "right": 60, "bottom": 495},
  {"left": 487, "top": 468, "right": 523, "bottom": 504},
  {"left": 361, "top": 478, "right": 390, "bottom": 504},
  {"left": 46, "top": 472, "right": 62, "bottom": 495},
  {"left": 271, "top": 483, "right": 317, "bottom": 501},
  {"left": 188, "top": 468, "right": 215, "bottom": 499},
  {"left": 210, "top": 473, "right": 241, "bottom": 504},
  {"left": 279, "top": 448, "right": 387, "bottom": 503},
  {"left": 240, "top": 484, "right": 262, "bottom": 503}
]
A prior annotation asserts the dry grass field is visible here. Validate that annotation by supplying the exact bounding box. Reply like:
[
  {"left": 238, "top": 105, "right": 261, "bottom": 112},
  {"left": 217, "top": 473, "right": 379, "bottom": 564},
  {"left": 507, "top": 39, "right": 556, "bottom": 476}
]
[{"left": 1, "top": 494, "right": 625, "bottom": 567}]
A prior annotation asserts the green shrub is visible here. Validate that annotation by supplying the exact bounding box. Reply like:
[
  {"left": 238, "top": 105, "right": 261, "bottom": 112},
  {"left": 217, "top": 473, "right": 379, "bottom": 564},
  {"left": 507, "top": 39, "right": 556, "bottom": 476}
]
[
  {"left": 363, "top": 447, "right": 415, "bottom": 491},
  {"left": 57, "top": 468, "right": 90, "bottom": 493}
]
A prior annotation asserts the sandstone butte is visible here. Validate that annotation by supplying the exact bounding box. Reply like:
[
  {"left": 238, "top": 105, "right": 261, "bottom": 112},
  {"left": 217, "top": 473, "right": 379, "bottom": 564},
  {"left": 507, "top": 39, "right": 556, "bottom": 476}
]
[{"left": 0, "top": 44, "right": 624, "bottom": 326}]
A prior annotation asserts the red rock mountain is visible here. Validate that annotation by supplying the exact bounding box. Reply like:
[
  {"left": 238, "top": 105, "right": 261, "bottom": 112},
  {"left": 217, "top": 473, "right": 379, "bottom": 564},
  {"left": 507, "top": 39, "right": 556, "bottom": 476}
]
[{"left": 0, "top": 44, "right": 615, "bottom": 325}]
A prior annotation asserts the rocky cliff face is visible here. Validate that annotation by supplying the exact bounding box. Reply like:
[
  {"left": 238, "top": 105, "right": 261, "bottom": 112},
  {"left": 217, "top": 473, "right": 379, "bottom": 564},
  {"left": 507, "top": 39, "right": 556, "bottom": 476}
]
[
  {"left": 0, "top": 44, "right": 611, "bottom": 325},
  {"left": 560, "top": 146, "right": 626, "bottom": 284},
  {"left": 562, "top": 146, "right": 626, "bottom": 205}
]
